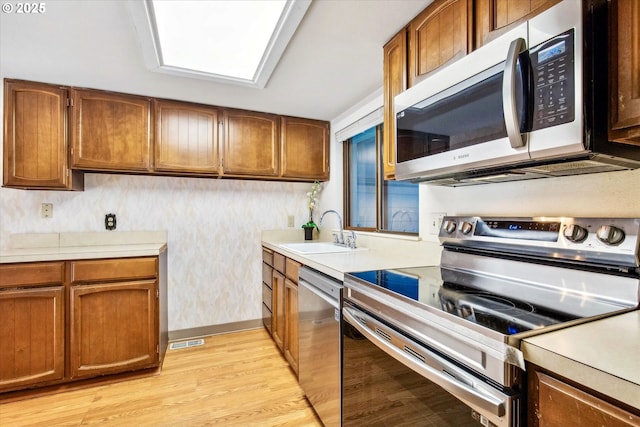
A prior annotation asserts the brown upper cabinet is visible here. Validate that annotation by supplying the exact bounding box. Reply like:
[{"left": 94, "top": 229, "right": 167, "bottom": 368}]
[
  {"left": 383, "top": 30, "right": 407, "bottom": 180},
  {"left": 280, "top": 116, "right": 329, "bottom": 181},
  {"left": 222, "top": 109, "right": 280, "bottom": 177},
  {"left": 154, "top": 100, "right": 220, "bottom": 174},
  {"left": 70, "top": 88, "right": 152, "bottom": 172},
  {"left": 4, "top": 79, "right": 329, "bottom": 185},
  {"left": 474, "top": 0, "right": 560, "bottom": 49},
  {"left": 408, "top": 0, "right": 472, "bottom": 87},
  {"left": 3, "top": 80, "right": 83, "bottom": 190},
  {"left": 609, "top": 0, "right": 640, "bottom": 145}
]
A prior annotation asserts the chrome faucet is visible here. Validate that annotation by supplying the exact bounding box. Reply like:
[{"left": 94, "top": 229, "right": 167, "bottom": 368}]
[{"left": 320, "top": 209, "right": 345, "bottom": 245}]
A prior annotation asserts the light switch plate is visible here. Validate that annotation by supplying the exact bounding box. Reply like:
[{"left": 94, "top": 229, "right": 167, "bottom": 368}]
[{"left": 427, "top": 212, "right": 446, "bottom": 235}]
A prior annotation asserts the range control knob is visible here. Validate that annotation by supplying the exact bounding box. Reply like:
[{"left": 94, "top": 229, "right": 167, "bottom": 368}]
[
  {"left": 443, "top": 220, "right": 457, "bottom": 234},
  {"left": 596, "top": 225, "right": 625, "bottom": 246},
  {"left": 460, "top": 221, "right": 473, "bottom": 235},
  {"left": 563, "top": 224, "right": 588, "bottom": 243}
]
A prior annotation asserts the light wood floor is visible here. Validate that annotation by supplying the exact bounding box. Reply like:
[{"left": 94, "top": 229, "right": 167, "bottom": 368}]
[{"left": 0, "top": 328, "right": 323, "bottom": 426}]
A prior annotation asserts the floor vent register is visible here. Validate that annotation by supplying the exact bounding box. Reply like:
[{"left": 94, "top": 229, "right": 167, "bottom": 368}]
[{"left": 169, "top": 338, "right": 205, "bottom": 350}]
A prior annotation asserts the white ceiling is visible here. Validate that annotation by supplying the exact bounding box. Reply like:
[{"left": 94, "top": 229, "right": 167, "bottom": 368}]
[{"left": 0, "top": 0, "right": 431, "bottom": 121}]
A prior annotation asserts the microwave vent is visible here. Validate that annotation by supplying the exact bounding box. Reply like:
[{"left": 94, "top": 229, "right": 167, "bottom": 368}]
[{"left": 521, "top": 160, "right": 626, "bottom": 176}]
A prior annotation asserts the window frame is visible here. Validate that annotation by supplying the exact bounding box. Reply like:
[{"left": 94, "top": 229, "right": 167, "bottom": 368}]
[{"left": 343, "top": 124, "right": 418, "bottom": 235}]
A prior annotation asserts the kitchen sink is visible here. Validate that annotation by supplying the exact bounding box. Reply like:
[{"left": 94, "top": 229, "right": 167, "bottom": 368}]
[{"left": 279, "top": 242, "right": 367, "bottom": 254}]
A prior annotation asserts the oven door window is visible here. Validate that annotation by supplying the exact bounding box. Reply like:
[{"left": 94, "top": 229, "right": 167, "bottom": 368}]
[
  {"left": 342, "top": 324, "right": 482, "bottom": 426},
  {"left": 342, "top": 303, "right": 516, "bottom": 427}
]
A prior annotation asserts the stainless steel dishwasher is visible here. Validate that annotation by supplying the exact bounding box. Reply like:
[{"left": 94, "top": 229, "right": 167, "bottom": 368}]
[{"left": 298, "top": 267, "right": 343, "bottom": 427}]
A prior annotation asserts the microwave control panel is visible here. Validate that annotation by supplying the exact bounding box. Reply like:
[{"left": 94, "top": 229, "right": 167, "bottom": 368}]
[{"left": 530, "top": 29, "right": 575, "bottom": 131}]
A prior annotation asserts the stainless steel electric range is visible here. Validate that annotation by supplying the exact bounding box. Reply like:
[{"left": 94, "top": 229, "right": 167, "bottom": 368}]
[{"left": 342, "top": 216, "right": 640, "bottom": 427}]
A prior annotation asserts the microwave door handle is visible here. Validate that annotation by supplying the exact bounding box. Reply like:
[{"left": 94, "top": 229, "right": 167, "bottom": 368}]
[{"left": 503, "top": 38, "right": 527, "bottom": 149}]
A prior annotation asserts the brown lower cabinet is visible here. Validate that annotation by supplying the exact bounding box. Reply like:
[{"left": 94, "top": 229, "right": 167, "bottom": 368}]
[
  {"left": 0, "top": 286, "right": 65, "bottom": 391},
  {"left": 261, "top": 248, "right": 274, "bottom": 335},
  {"left": 528, "top": 365, "right": 640, "bottom": 427},
  {"left": 0, "top": 255, "right": 167, "bottom": 396},
  {"left": 70, "top": 280, "right": 158, "bottom": 378},
  {"left": 263, "top": 247, "right": 300, "bottom": 376}
]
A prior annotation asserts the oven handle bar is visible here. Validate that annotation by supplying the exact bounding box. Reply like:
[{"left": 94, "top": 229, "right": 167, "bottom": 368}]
[{"left": 343, "top": 306, "right": 507, "bottom": 419}]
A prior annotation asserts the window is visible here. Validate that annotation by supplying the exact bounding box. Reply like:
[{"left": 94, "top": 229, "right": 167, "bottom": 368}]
[
  {"left": 344, "top": 124, "right": 419, "bottom": 234},
  {"left": 128, "top": 0, "right": 310, "bottom": 88}
]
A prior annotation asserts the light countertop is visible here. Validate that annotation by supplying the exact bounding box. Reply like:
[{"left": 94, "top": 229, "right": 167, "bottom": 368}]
[
  {"left": 0, "top": 231, "right": 167, "bottom": 263},
  {"left": 522, "top": 310, "right": 640, "bottom": 410},
  {"left": 261, "top": 229, "right": 443, "bottom": 281}
]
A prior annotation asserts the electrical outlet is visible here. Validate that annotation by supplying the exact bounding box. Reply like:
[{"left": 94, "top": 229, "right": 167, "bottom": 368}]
[
  {"left": 41, "top": 203, "right": 53, "bottom": 218},
  {"left": 428, "top": 212, "right": 447, "bottom": 235},
  {"left": 287, "top": 215, "right": 295, "bottom": 227},
  {"left": 105, "top": 213, "right": 117, "bottom": 230}
]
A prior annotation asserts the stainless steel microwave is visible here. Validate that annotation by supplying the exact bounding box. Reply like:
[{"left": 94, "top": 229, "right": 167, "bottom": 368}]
[{"left": 394, "top": 0, "right": 640, "bottom": 185}]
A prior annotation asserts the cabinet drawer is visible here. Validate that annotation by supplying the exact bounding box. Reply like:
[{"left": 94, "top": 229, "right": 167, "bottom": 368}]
[
  {"left": 0, "top": 262, "right": 65, "bottom": 288},
  {"left": 273, "top": 252, "right": 285, "bottom": 273},
  {"left": 262, "top": 248, "right": 274, "bottom": 266},
  {"left": 285, "top": 258, "right": 301, "bottom": 283},
  {"left": 262, "top": 303, "right": 273, "bottom": 335},
  {"left": 262, "top": 263, "right": 273, "bottom": 288},
  {"left": 71, "top": 257, "right": 157, "bottom": 283},
  {"left": 262, "top": 282, "right": 273, "bottom": 310}
]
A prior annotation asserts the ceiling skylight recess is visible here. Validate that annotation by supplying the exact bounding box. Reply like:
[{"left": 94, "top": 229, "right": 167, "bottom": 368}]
[{"left": 128, "top": 0, "right": 311, "bottom": 88}]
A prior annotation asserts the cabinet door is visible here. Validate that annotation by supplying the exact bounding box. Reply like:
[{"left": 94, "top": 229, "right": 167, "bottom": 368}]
[
  {"left": 474, "top": 0, "right": 559, "bottom": 49},
  {"left": 0, "top": 287, "right": 65, "bottom": 392},
  {"left": 222, "top": 109, "right": 279, "bottom": 177},
  {"left": 3, "top": 80, "right": 83, "bottom": 190},
  {"left": 408, "top": 0, "right": 471, "bottom": 87},
  {"left": 529, "top": 370, "right": 640, "bottom": 427},
  {"left": 609, "top": 0, "right": 640, "bottom": 145},
  {"left": 70, "top": 89, "right": 151, "bottom": 172},
  {"left": 280, "top": 116, "right": 329, "bottom": 181},
  {"left": 284, "top": 278, "right": 299, "bottom": 376},
  {"left": 383, "top": 30, "right": 407, "bottom": 180},
  {"left": 70, "top": 280, "right": 158, "bottom": 378},
  {"left": 272, "top": 270, "right": 286, "bottom": 352},
  {"left": 154, "top": 100, "right": 221, "bottom": 174}
]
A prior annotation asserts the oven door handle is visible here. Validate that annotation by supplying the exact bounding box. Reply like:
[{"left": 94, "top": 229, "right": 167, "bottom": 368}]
[{"left": 343, "top": 307, "right": 507, "bottom": 418}]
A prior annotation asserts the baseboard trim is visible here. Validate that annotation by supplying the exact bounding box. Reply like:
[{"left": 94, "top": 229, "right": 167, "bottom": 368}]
[{"left": 168, "top": 319, "right": 263, "bottom": 342}]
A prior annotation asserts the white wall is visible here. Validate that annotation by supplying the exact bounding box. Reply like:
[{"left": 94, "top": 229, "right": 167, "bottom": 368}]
[
  {"left": 0, "top": 173, "right": 313, "bottom": 331},
  {"left": 420, "top": 169, "right": 640, "bottom": 237},
  {"left": 0, "top": 1, "right": 326, "bottom": 333}
]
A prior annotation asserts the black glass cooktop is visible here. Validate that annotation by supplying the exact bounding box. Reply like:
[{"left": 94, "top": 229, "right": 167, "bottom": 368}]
[{"left": 348, "top": 268, "right": 578, "bottom": 336}]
